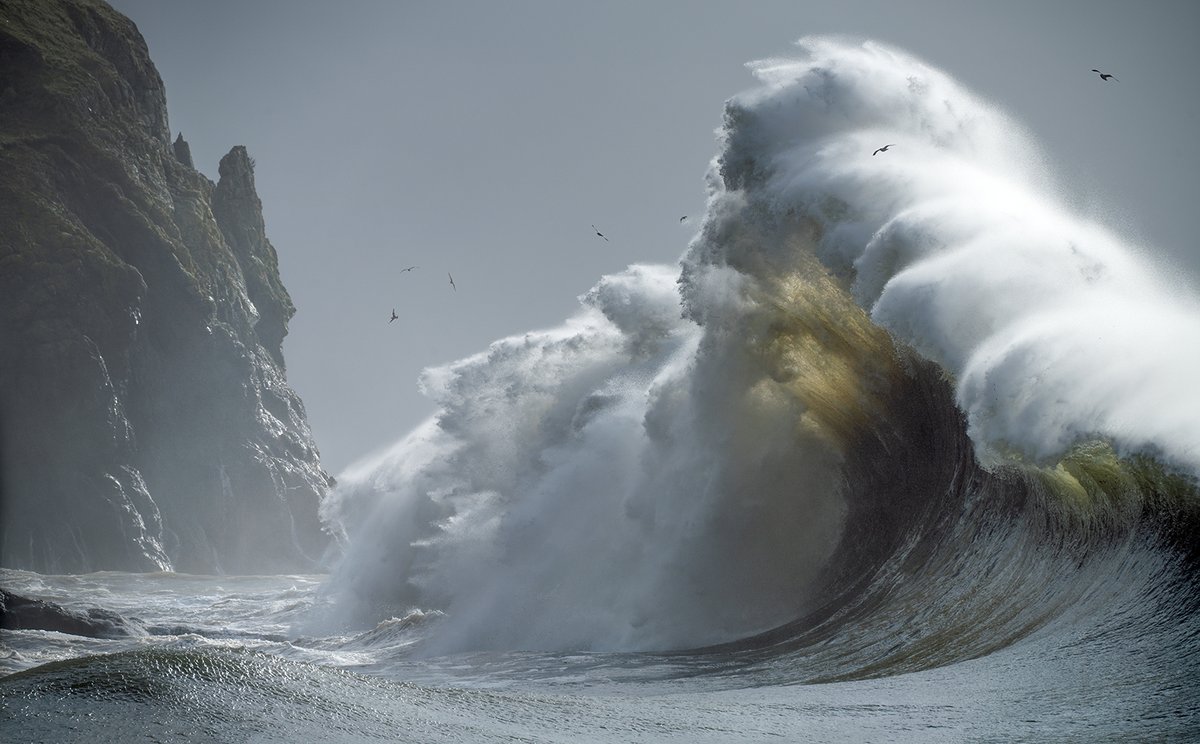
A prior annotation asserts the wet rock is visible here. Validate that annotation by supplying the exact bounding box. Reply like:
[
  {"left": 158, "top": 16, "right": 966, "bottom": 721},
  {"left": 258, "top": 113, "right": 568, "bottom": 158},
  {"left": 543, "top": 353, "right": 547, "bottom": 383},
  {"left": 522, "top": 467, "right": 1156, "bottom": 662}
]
[{"left": 0, "top": 590, "right": 140, "bottom": 638}]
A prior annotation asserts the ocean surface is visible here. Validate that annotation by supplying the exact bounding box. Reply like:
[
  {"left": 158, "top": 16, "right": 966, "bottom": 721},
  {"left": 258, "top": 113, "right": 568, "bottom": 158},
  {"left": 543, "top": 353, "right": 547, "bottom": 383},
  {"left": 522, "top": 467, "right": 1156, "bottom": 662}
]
[
  {"left": 4, "top": 37, "right": 1200, "bottom": 742},
  {"left": 1, "top": 547, "right": 1196, "bottom": 743}
]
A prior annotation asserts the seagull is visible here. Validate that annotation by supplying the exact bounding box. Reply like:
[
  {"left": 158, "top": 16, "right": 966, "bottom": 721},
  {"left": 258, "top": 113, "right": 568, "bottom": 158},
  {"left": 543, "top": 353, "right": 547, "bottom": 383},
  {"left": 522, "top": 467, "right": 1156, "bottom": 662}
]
[
  {"left": 872, "top": 144, "right": 895, "bottom": 156},
  {"left": 389, "top": 309, "right": 398, "bottom": 323},
  {"left": 401, "top": 265, "right": 418, "bottom": 273},
  {"left": 679, "top": 215, "right": 688, "bottom": 223},
  {"left": 448, "top": 272, "right": 456, "bottom": 291},
  {"left": 592, "top": 224, "right": 609, "bottom": 242},
  {"left": 1091, "top": 69, "right": 1118, "bottom": 81}
]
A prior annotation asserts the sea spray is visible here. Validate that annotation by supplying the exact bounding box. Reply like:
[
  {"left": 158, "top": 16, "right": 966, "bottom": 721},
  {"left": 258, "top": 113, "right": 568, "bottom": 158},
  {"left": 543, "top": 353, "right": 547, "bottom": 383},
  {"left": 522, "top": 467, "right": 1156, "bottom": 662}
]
[
  {"left": 319, "top": 36, "right": 1200, "bottom": 655},
  {"left": 709, "top": 38, "right": 1200, "bottom": 473},
  {"left": 321, "top": 262, "right": 848, "bottom": 652}
]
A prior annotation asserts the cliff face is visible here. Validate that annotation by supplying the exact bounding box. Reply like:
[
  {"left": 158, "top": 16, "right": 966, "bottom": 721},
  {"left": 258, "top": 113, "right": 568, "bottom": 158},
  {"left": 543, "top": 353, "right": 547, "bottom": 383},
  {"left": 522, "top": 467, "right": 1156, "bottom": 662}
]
[{"left": 0, "top": 0, "right": 332, "bottom": 573}]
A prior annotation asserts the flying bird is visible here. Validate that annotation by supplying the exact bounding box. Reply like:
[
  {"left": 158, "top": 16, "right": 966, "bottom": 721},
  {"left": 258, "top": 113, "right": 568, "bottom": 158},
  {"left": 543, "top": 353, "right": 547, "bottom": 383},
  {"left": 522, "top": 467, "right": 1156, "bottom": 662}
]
[
  {"left": 592, "top": 224, "right": 609, "bottom": 242},
  {"left": 872, "top": 144, "right": 895, "bottom": 156},
  {"left": 1091, "top": 69, "right": 1118, "bottom": 81},
  {"left": 389, "top": 309, "right": 398, "bottom": 323},
  {"left": 401, "top": 266, "right": 418, "bottom": 273},
  {"left": 679, "top": 215, "right": 688, "bottom": 223},
  {"left": 448, "top": 272, "right": 456, "bottom": 291}
]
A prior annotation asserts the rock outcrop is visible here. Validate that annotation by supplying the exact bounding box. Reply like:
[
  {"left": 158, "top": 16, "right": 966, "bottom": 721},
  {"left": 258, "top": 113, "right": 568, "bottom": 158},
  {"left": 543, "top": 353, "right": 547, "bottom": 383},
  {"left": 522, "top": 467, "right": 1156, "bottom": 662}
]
[
  {"left": 0, "top": 589, "right": 141, "bottom": 638},
  {"left": 0, "top": 0, "right": 332, "bottom": 573}
]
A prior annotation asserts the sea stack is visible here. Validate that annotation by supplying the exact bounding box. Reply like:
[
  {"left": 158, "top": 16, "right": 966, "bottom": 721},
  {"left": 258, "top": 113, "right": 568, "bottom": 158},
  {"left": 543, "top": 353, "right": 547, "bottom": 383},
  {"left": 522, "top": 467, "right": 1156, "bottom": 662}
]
[{"left": 0, "top": 0, "right": 332, "bottom": 573}]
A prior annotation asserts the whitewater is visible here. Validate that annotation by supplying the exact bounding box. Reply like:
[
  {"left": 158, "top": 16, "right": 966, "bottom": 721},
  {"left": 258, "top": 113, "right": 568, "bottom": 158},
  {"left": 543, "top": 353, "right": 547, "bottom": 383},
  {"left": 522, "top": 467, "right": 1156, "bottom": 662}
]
[{"left": 3, "top": 37, "right": 1198, "bottom": 742}]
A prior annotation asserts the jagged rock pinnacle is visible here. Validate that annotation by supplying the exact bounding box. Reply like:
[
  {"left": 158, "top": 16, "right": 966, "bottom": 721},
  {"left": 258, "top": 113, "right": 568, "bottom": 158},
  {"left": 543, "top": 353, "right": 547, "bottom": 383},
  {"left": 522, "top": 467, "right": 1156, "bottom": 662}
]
[{"left": 172, "top": 132, "right": 193, "bottom": 168}]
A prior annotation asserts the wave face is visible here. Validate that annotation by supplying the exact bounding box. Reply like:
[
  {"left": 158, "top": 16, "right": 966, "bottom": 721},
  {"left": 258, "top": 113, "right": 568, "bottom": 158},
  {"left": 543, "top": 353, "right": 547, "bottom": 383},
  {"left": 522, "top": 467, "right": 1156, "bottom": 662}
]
[{"left": 319, "top": 37, "right": 1200, "bottom": 667}]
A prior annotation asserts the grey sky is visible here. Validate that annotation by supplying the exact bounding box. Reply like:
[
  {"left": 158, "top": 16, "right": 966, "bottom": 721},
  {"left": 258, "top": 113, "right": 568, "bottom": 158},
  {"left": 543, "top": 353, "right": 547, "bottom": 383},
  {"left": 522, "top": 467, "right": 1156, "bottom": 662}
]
[{"left": 107, "top": 0, "right": 1200, "bottom": 473}]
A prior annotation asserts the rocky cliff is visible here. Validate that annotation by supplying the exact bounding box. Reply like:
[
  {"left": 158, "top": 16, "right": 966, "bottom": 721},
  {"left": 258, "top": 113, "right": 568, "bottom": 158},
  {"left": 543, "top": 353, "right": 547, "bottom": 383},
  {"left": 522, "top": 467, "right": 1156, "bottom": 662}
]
[{"left": 0, "top": 0, "right": 332, "bottom": 573}]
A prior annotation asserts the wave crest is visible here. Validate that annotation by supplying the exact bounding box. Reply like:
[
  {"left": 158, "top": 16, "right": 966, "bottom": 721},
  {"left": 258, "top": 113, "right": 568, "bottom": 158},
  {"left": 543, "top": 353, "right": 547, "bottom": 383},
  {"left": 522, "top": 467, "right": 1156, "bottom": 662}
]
[{"left": 317, "top": 36, "right": 1200, "bottom": 660}]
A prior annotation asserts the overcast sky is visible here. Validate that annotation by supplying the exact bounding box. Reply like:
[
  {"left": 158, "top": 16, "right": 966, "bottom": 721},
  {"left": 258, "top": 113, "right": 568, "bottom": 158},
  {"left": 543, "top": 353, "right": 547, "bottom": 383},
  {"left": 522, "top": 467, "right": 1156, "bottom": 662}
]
[{"left": 107, "top": 0, "right": 1200, "bottom": 474}]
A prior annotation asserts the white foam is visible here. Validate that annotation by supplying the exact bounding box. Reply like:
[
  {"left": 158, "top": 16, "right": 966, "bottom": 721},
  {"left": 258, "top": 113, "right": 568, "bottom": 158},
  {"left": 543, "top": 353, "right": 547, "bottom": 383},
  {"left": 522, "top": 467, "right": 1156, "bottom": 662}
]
[
  {"left": 322, "top": 36, "right": 1200, "bottom": 654},
  {"left": 703, "top": 36, "right": 1200, "bottom": 471},
  {"left": 323, "top": 261, "right": 845, "bottom": 652}
]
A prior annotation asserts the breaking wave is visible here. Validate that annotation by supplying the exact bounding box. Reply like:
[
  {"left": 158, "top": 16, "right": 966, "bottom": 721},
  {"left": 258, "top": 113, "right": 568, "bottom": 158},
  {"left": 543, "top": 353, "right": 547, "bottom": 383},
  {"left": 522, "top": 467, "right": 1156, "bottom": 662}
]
[{"left": 316, "top": 37, "right": 1200, "bottom": 673}]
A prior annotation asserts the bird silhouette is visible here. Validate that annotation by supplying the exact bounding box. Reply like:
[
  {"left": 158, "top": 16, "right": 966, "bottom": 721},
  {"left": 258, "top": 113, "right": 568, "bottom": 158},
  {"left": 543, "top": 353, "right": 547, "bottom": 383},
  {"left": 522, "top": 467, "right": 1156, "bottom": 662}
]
[
  {"left": 448, "top": 272, "right": 456, "bottom": 291},
  {"left": 389, "top": 309, "right": 398, "bottom": 323},
  {"left": 873, "top": 144, "right": 895, "bottom": 156},
  {"left": 1091, "top": 69, "right": 1118, "bottom": 81},
  {"left": 592, "top": 224, "right": 609, "bottom": 242},
  {"left": 679, "top": 215, "right": 688, "bottom": 223},
  {"left": 401, "top": 266, "right": 418, "bottom": 273}
]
